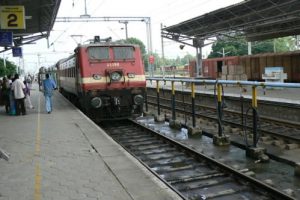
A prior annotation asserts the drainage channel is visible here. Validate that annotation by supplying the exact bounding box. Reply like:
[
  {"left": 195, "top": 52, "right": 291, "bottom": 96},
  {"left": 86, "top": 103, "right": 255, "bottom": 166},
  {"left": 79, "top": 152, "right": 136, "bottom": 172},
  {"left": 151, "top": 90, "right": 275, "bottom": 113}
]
[{"left": 99, "top": 119, "right": 295, "bottom": 200}]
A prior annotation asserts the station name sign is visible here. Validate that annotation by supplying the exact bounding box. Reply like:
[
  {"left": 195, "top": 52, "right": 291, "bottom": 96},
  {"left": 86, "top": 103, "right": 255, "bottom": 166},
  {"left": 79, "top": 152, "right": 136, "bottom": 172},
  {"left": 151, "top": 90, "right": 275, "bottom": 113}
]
[
  {"left": 0, "top": 6, "right": 26, "bottom": 29},
  {"left": 12, "top": 47, "right": 23, "bottom": 57}
]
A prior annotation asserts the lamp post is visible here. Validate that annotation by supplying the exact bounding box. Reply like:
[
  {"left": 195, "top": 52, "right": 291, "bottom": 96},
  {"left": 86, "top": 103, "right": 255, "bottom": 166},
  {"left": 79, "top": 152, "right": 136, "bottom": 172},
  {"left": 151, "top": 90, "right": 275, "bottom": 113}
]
[
  {"left": 160, "top": 23, "right": 165, "bottom": 78},
  {"left": 142, "top": 17, "right": 153, "bottom": 76},
  {"left": 2, "top": 53, "right": 6, "bottom": 68},
  {"left": 217, "top": 48, "right": 230, "bottom": 58},
  {"left": 143, "top": 18, "right": 152, "bottom": 54},
  {"left": 119, "top": 20, "right": 128, "bottom": 39},
  {"left": 217, "top": 48, "right": 230, "bottom": 70}
]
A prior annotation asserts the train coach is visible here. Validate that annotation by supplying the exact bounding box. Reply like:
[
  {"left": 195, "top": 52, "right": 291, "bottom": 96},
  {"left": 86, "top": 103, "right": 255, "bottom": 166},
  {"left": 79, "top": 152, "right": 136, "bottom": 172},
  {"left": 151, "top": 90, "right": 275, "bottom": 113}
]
[
  {"left": 190, "top": 51, "right": 300, "bottom": 82},
  {"left": 56, "top": 37, "right": 146, "bottom": 121}
]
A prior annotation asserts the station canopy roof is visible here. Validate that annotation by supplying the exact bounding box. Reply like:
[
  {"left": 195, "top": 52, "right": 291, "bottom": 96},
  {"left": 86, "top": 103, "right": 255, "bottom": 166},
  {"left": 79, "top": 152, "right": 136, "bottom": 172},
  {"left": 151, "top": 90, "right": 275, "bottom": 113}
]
[
  {"left": 162, "top": 0, "right": 300, "bottom": 46},
  {"left": 0, "top": 0, "right": 61, "bottom": 52}
]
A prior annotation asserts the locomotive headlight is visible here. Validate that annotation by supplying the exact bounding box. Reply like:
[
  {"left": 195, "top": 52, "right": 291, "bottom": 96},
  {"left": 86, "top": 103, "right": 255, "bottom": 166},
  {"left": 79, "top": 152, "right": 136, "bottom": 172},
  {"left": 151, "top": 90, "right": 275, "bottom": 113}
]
[
  {"left": 127, "top": 73, "right": 135, "bottom": 78},
  {"left": 93, "top": 74, "right": 101, "bottom": 80},
  {"left": 91, "top": 97, "right": 102, "bottom": 108},
  {"left": 110, "top": 72, "right": 122, "bottom": 81},
  {"left": 134, "top": 95, "right": 144, "bottom": 105}
]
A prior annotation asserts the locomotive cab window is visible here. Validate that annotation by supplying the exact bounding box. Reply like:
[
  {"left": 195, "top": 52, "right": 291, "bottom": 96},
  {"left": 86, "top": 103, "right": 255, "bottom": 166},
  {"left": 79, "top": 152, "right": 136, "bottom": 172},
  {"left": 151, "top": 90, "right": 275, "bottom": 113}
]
[
  {"left": 88, "top": 47, "right": 109, "bottom": 60},
  {"left": 113, "top": 47, "right": 134, "bottom": 60}
]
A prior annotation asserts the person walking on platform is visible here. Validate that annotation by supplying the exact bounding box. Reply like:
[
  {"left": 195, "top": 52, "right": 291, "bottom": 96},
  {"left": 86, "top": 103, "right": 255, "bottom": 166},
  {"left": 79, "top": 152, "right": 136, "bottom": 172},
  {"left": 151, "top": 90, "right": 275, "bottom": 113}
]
[
  {"left": 23, "top": 79, "right": 34, "bottom": 109},
  {"left": 11, "top": 74, "right": 26, "bottom": 116},
  {"left": 43, "top": 74, "right": 57, "bottom": 114}
]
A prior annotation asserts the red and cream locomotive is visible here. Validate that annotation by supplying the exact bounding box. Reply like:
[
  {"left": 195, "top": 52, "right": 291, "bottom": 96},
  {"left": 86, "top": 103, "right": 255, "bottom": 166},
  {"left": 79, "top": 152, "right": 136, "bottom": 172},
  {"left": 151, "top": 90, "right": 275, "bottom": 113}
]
[{"left": 57, "top": 37, "right": 146, "bottom": 121}]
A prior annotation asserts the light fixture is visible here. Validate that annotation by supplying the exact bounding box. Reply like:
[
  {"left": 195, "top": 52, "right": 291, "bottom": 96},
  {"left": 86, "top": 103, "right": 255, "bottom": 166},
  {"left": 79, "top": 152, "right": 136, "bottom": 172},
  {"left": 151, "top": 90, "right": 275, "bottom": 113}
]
[
  {"left": 110, "top": 71, "right": 122, "bottom": 81},
  {"left": 127, "top": 73, "right": 135, "bottom": 78},
  {"left": 93, "top": 74, "right": 101, "bottom": 80}
]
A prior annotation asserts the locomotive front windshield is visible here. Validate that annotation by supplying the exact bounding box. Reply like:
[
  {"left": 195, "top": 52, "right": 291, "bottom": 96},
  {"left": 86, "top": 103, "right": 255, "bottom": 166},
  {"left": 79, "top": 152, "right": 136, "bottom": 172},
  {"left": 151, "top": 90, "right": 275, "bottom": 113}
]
[
  {"left": 113, "top": 47, "right": 134, "bottom": 60},
  {"left": 87, "top": 46, "right": 135, "bottom": 60},
  {"left": 88, "top": 47, "right": 109, "bottom": 60}
]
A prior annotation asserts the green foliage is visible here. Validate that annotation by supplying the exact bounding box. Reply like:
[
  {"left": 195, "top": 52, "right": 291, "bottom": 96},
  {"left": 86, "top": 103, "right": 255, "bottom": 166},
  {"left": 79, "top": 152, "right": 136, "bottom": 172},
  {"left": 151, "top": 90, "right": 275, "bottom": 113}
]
[
  {"left": 208, "top": 36, "right": 296, "bottom": 58},
  {"left": 273, "top": 37, "right": 296, "bottom": 52},
  {"left": 116, "top": 37, "right": 149, "bottom": 70},
  {"left": 209, "top": 37, "right": 248, "bottom": 58},
  {"left": 0, "top": 58, "right": 17, "bottom": 77},
  {"left": 116, "top": 37, "right": 146, "bottom": 55},
  {"left": 115, "top": 37, "right": 196, "bottom": 73}
]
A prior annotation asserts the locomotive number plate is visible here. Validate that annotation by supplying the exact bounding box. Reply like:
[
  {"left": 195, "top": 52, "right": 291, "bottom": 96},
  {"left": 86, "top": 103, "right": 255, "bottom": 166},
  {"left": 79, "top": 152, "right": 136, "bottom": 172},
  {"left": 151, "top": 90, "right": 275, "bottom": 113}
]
[{"left": 107, "top": 63, "right": 120, "bottom": 67}]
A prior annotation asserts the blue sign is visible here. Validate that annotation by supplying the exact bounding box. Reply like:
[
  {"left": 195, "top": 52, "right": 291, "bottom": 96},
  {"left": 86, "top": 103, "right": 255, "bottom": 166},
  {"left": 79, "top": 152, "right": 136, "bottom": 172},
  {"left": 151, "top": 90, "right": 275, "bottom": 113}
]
[
  {"left": 12, "top": 47, "right": 22, "bottom": 57},
  {"left": 0, "top": 31, "right": 13, "bottom": 46}
]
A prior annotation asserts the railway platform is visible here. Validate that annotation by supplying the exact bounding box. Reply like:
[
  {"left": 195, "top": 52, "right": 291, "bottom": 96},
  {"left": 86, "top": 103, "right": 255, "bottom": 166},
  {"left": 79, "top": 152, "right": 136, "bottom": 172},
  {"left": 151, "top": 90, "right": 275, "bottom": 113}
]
[{"left": 0, "top": 84, "right": 181, "bottom": 200}]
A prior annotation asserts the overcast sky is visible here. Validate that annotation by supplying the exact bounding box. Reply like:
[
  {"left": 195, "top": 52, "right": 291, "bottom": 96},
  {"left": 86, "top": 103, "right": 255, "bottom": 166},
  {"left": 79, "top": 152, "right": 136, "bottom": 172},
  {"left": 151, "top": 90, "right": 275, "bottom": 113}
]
[{"left": 7, "top": 0, "right": 244, "bottom": 74}]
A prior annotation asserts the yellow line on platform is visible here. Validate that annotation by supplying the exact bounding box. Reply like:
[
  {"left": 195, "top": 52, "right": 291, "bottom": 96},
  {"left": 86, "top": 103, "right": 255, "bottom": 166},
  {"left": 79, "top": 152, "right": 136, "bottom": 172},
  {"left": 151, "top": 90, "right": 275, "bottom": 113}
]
[
  {"left": 34, "top": 164, "right": 41, "bottom": 200},
  {"left": 34, "top": 94, "right": 41, "bottom": 200},
  {"left": 35, "top": 97, "right": 41, "bottom": 155}
]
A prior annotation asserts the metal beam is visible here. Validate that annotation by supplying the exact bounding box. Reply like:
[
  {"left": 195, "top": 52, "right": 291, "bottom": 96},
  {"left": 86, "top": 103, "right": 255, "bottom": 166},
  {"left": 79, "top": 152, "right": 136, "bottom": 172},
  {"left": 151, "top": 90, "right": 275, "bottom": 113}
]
[
  {"left": 162, "top": 0, "right": 300, "bottom": 43},
  {"left": 55, "top": 16, "right": 153, "bottom": 54}
]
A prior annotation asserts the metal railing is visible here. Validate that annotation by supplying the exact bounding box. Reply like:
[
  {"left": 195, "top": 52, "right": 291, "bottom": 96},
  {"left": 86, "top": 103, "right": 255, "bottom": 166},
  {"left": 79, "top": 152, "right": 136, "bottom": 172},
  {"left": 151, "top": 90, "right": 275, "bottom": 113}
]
[{"left": 146, "top": 77, "right": 300, "bottom": 147}]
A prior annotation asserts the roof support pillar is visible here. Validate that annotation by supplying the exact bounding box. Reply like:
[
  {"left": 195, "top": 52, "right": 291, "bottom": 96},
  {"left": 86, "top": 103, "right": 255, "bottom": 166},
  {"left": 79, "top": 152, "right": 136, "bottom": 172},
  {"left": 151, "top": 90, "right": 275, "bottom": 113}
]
[
  {"left": 248, "top": 42, "right": 252, "bottom": 55},
  {"left": 193, "top": 38, "right": 203, "bottom": 77},
  {"left": 195, "top": 47, "right": 202, "bottom": 77}
]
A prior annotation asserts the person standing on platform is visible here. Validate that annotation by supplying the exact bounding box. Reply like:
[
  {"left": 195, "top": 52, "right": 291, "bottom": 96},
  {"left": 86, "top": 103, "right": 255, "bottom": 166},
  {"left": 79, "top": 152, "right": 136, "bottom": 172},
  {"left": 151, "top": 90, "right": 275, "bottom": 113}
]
[
  {"left": 23, "top": 79, "right": 34, "bottom": 109},
  {"left": 7, "top": 75, "right": 15, "bottom": 115},
  {"left": 43, "top": 74, "right": 57, "bottom": 114},
  {"left": 11, "top": 74, "right": 26, "bottom": 115},
  {"left": 1, "top": 77, "right": 10, "bottom": 113}
]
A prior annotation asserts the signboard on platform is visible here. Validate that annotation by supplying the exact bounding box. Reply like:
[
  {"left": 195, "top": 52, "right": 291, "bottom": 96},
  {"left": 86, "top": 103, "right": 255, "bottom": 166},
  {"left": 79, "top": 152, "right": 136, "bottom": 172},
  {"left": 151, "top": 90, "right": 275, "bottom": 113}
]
[
  {"left": 0, "top": 31, "right": 12, "bottom": 46},
  {"left": 0, "top": 6, "right": 26, "bottom": 29},
  {"left": 12, "top": 47, "right": 22, "bottom": 57},
  {"left": 149, "top": 55, "right": 154, "bottom": 64}
]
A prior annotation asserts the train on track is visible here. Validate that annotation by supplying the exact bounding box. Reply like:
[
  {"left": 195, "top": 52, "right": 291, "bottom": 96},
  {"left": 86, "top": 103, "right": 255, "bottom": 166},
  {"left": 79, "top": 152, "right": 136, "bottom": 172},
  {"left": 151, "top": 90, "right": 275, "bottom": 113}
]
[
  {"left": 189, "top": 51, "right": 300, "bottom": 82},
  {"left": 45, "top": 37, "right": 146, "bottom": 121}
]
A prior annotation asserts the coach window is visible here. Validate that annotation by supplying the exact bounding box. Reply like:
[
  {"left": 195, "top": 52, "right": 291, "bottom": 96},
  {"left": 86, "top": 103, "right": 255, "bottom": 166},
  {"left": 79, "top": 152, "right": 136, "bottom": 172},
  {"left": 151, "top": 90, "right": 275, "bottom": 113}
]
[
  {"left": 113, "top": 47, "right": 134, "bottom": 60},
  {"left": 88, "top": 47, "right": 109, "bottom": 60}
]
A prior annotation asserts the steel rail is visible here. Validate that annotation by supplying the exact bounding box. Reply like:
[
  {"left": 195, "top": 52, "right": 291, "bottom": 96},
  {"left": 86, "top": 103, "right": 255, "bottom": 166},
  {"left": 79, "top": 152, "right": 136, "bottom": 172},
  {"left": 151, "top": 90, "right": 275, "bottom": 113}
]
[
  {"left": 146, "top": 96, "right": 300, "bottom": 143},
  {"left": 100, "top": 119, "right": 295, "bottom": 200}
]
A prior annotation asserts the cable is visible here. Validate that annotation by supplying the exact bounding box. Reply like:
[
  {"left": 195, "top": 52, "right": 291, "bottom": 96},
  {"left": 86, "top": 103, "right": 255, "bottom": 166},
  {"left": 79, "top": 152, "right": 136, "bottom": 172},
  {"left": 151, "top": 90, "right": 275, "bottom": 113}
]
[
  {"left": 213, "top": 81, "right": 224, "bottom": 136},
  {"left": 152, "top": 0, "right": 212, "bottom": 25},
  {"left": 242, "top": 105, "right": 261, "bottom": 147},
  {"left": 242, "top": 106, "right": 251, "bottom": 147},
  {"left": 181, "top": 81, "right": 187, "bottom": 125}
]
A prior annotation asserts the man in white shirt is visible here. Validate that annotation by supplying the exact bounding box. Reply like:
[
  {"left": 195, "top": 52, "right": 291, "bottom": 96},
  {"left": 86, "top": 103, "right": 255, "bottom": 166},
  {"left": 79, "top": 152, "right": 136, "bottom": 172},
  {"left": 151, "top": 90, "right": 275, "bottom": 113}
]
[{"left": 11, "top": 74, "right": 26, "bottom": 115}]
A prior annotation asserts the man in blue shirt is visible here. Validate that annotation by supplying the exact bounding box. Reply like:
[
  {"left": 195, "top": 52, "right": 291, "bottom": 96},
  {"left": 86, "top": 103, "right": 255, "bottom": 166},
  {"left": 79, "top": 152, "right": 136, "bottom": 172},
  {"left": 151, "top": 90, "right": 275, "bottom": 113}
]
[{"left": 43, "top": 74, "right": 57, "bottom": 114}]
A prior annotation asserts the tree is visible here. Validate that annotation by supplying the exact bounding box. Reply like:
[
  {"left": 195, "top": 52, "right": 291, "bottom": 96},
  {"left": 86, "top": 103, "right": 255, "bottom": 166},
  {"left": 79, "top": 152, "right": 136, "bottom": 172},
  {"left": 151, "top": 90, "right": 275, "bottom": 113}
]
[
  {"left": 181, "top": 53, "right": 194, "bottom": 65},
  {"left": 119, "top": 37, "right": 146, "bottom": 55},
  {"left": 0, "top": 58, "right": 17, "bottom": 77},
  {"left": 116, "top": 37, "right": 149, "bottom": 71},
  {"left": 208, "top": 36, "right": 248, "bottom": 58},
  {"left": 273, "top": 37, "right": 296, "bottom": 52},
  {"left": 208, "top": 35, "right": 296, "bottom": 58},
  {"left": 115, "top": 37, "right": 197, "bottom": 74}
]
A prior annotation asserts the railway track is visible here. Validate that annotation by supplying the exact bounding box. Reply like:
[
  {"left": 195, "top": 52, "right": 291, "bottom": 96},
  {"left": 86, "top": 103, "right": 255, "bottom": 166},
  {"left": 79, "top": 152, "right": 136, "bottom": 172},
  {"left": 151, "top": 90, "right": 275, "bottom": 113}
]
[
  {"left": 100, "top": 120, "right": 295, "bottom": 200},
  {"left": 146, "top": 94, "right": 300, "bottom": 144}
]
